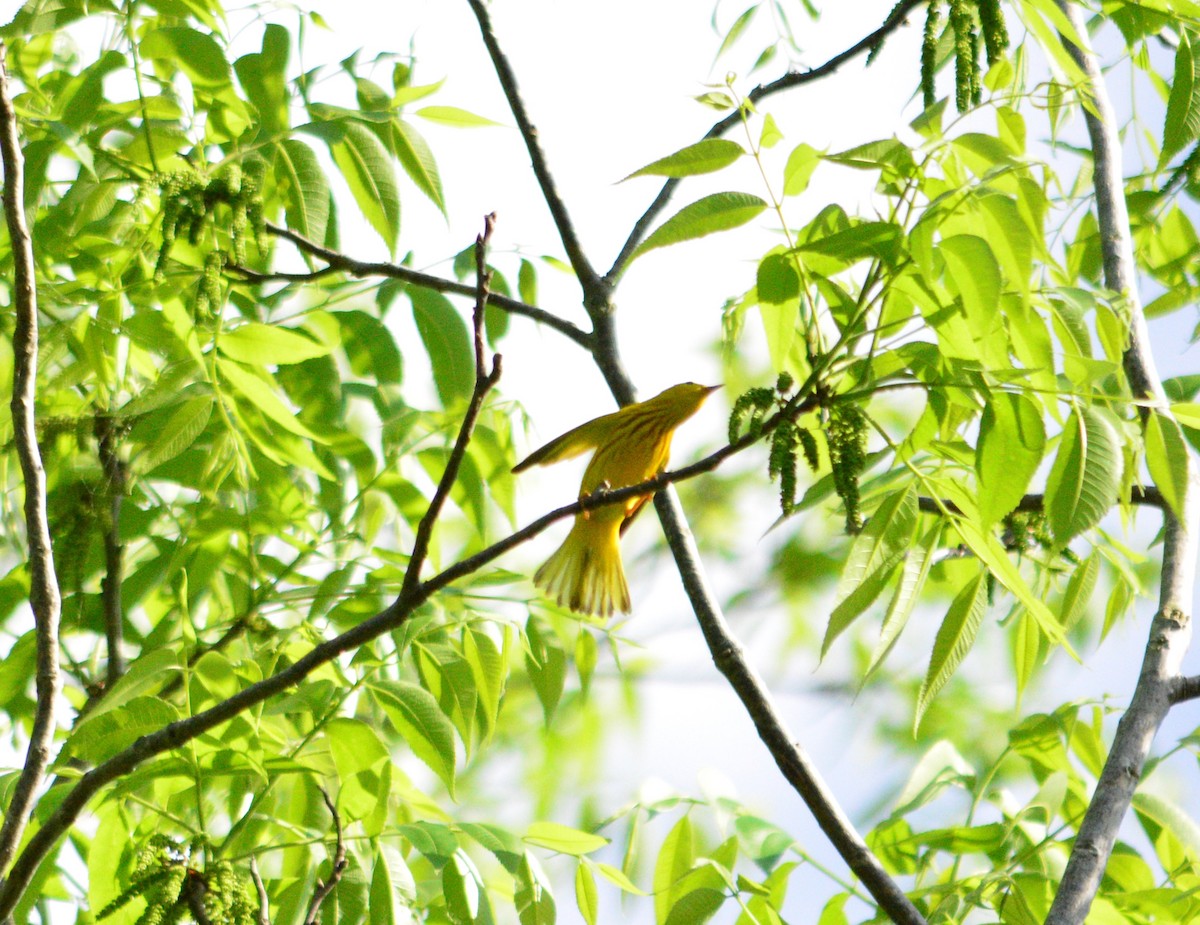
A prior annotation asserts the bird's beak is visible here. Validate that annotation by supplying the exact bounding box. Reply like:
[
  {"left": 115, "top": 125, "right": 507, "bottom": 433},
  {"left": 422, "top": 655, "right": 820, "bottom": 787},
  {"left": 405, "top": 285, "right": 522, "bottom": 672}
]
[{"left": 703, "top": 384, "right": 722, "bottom": 395}]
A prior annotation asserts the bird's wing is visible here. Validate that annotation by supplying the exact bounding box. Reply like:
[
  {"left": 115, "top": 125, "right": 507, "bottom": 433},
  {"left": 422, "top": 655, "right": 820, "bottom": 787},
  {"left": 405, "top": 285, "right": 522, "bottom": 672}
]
[{"left": 511, "top": 412, "right": 617, "bottom": 473}]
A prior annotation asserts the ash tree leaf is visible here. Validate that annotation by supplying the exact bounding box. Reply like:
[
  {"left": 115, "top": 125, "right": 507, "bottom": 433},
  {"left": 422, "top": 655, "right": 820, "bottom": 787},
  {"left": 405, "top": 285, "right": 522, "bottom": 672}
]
[
  {"left": 863, "top": 522, "right": 942, "bottom": 684},
  {"left": 915, "top": 569, "right": 988, "bottom": 733},
  {"left": 140, "top": 396, "right": 213, "bottom": 472},
  {"left": 621, "top": 139, "right": 745, "bottom": 181},
  {"left": 416, "top": 105, "right": 502, "bottom": 127},
  {"left": 409, "top": 288, "right": 474, "bottom": 406},
  {"left": 140, "top": 27, "right": 231, "bottom": 87},
  {"left": 575, "top": 863, "right": 599, "bottom": 925},
  {"left": 783, "top": 142, "right": 821, "bottom": 196},
  {"left": 392, "top": 118, "right": 445, "bottom": 214},
  {"left": 941, "top": 234, "right": 1001, "bottom": 340},
  {"left": 370, "top": 680, "right": 457, "bottom": 798},
  {"left": 822, "top": 486, "right": 918, "bottom": 657},
  {"left": 273, "top": 139, "right": 330, "bottom": 244},
  {"left": 632, "top": 192, "right": 767, "bottom": 261},
  {"left": 219, "top": 322, "right": 332, "bottom": 365},
  {"left": 524, "top": 822, "right": 608, "bottom": 856},
  {"left": 1145, "top": 409, "right": 1190, "bottom": 520},
  {"left": 1162, "top": 30, "right": 1200, "bottom": 166},
  {"left": 303, "top": 119, "right": 400, "bottom": 252},
  {"left": 975, "top": 392, "right": 1045, "bottom": 527},
  {"left": 516, "top": 853, "right": 556, "bottom": 925},
  {"left": 1044, "top": 405, "right": 1120, "bottom": 546},
  {"left": 234, "top": 23, "right": 290, "bottom": 135}
]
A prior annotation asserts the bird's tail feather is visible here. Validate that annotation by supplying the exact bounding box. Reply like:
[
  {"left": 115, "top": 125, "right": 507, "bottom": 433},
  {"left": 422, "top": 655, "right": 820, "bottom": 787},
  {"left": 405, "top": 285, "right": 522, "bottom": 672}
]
[{"left": 534, "top": 519, "right": 630, "bottom": 617}]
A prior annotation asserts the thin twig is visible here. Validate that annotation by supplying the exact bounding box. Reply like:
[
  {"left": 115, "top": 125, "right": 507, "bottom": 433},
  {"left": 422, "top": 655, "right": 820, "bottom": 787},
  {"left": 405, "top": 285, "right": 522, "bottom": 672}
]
[
  {"left": 464, "top": 0, "right": 606, "bottom": 302},
  {"left": 302, "top": 789, "right": 347, "bottom": 925},
  {"left": 259, "top": 221, "right": 593, "bottom": 349},
  {"left": 248, "top": 856, "right": 269, "bottom": 925},
  {"left": 916, "top": 486, "right": 1166, "bottom": 517},
  {"left": 402, "top": 215, "right": 503, "bottom": 597},
  {"left": 606, "top": 0, "right": 924, "bottom": 282},
  {"left": 1046, "top": 5, "right": 1198, "bottom": 925},
  {"left": 0, "top": 42, "right": 64, "bottom": 886},
  {"left": 95, "top": 415, "right": 127, "bottom": 687}
]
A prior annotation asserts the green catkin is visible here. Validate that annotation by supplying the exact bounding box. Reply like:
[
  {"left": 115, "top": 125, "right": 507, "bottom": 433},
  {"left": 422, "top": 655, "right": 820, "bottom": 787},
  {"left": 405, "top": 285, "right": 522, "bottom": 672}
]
[
  {"left": 921, "top": 0, "right": 942, "bottom": 109},
  {"left": 775, "top": 371, "right": 794, "bottom": 394},
  {"left": 728, "top": 387, "right": 776, "bottom": 441},
  {"left": 969, "top": 25, "right": 982, "bottom": 106},
  {"left": 798, "top": 428, "right": 820, "bottom": 472},
  {"left": 949, "top": 0, "right": 975, "bottom": 112},
  {"left": 977, "top": 0, "right": 1009, "bottom": 65},
  {"left": 827, "top": 405, "right": 867, "bottom": 533},
  {"left": 770, "top": 423, "right": 799, "bottom": 514}
]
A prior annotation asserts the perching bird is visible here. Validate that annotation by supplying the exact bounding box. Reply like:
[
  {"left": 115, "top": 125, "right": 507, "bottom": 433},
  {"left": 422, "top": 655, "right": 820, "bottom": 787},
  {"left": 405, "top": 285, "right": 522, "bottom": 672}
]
[{"left": 512, "top": 382, "right": 719, "bottom": 616}]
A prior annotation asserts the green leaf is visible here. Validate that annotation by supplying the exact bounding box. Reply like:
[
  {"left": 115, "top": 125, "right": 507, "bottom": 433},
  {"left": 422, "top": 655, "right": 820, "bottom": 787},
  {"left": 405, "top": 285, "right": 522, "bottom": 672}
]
[
  {"left": 632, "top": 192, "right": 767, "bottom": 261},
  {"left": 575, "top": 863, "right": 599, "bottom": 925},
  {"left": 1133, "top": 791, "right": 1200, "bottom": 872},
  {"left": 415, "top": 105, "right": 502, "bottom": 127},
  {"left": 140, "top": 27, "right": 231, "bottom": 87},
  {"left": 654, "top": 815, "right": 696, "bottom": 924},
  {"left": 1145, "top": 409, "right": 1190, "bottom": 520},
  {"left": 664, "top": 888, "right": 725, "bottom": 925},
  {"left": 822, "top": 486, "right": 917, "bottom": 656},
  {"left": 782, "top": 142, "right": 821, "bottom": 196},
  {"left": 234, "top": 24, "right": 289, "bottom": 135},
  {"left": 941, "top": 234, "right": 1001, "bottom": 341},
  {"left": 863, "top": 522, "right": 942, "bottom": 683},
  {"left": 915, "top": 570, "right": 988, "bottom": 732},
  {"left": 1059, "top": 552, "right": 1099, "bottom": 634},
  {"left": 525, "top": 616, "right": 567, "bottom": 725},
  {"left": 219, "top": 322, "right": 332, "bottom": 365},
  {"left": 975, "top": 392, "right": 1045, "bottom": 527},
  {"left": 1044, "top": 406, "right": 1120, "bottom": 545},
  {"left": 459, "top": 822, "right": 524, "bottom": 875},
  {"left": 524, "top": 822, "right": 608, "bottom": 856},
  {"left": 336, "top": 309, "right": 403, "bottom": 384},
  {"left": 325, "top": 717, "right": 391, "bottom": 829},
  {"left": 1162, "top": 30, "right": 1200, "bottom": 165},
  {"left": 139, "top": 395, "right": 213, "bottom": 472},
  {"left": 218, "top": 359, "right": 329, "bottom": 444},
  {"left": 274, "top": 139, "right": 330, "bottom": 244},
  {"left": 516, "top": 853, "right": 557, "bottom": 925},
  {"left": 303, "top": 119, "right": 400, "bottom": 251},
  {"left": 622, "top": 139, "right": 745, "bottom": 180},
  {"left": 370, "top": 680, "right": 457, "bottom": 797},
  {"left": 392, "top": 119, "right": 445, "bottom": 213},
  {"left": 65, "top": 696, "right": 180, "bottom": 764},
  {"left": 409, "top": 288, "right": 474, "bottom": 406}
]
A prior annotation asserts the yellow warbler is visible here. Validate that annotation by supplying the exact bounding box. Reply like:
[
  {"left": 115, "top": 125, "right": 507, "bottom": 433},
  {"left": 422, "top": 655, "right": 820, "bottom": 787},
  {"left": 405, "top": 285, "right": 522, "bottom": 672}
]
[{"left": 513, "top": 382, "right": 719, "bottom": 616}]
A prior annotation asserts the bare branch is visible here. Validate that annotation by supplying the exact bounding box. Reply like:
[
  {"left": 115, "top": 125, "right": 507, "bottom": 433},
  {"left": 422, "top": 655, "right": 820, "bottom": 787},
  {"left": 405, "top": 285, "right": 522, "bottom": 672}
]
[
  {"left": 606, "top": 0, "right": 925, "bottom": 282},
  {"left": 916, "top": 486, "right": 1166, "bottom": 517},
  {"left": 0, "top": 42, "right": 64, "bottom": 886},
  {"left": 302, "top": 789, "right": 347, "bottom": 925},
  {"left": 402, "top": 215, "right": 503, "bottom": 597},
  {"left": 464, "top": 0, "right": 607, "bottom": 303},
  {"left": 260, "top": 221, "right": 593, "bottom": 349},
  {"left": 1046, "top": 5, "right": 1199, "bottom": 924}
]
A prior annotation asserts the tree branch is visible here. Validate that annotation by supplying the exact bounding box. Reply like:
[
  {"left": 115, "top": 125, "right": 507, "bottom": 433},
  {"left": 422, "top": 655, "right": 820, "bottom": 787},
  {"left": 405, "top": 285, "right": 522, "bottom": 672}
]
[
  {"left": 258, "top": 221, "right": 593, "bottom": 350},
  {"left": 403, "top": 215, "right": 503, "bottom": 597},
  {"left": 606, "top": 0, "right": 925, "bottom": 282},
  {"left": 1171, "top": 674, "right": 1200, "bottom": 703},
  {"left": 0, "top": 42, "right": 64, "bottom": 887},
  {"left": 1046, "top": 5, "right": 1199, "bottom": 924},
  {"left": 464, "top": 0, "right": 607, "bottom": 304}
]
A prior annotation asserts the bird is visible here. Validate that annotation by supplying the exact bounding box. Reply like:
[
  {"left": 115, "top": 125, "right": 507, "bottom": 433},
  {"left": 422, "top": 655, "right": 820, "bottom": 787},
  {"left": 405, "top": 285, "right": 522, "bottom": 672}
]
[{"left": 512, "top": 382, "right": 719, "bottom": 616}]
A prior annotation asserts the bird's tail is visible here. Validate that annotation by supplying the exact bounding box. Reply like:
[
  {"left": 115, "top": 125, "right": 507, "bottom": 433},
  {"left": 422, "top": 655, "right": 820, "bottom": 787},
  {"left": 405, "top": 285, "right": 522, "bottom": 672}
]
[{"left": 533, "top": 518, "right": 630, "bottom": 617}]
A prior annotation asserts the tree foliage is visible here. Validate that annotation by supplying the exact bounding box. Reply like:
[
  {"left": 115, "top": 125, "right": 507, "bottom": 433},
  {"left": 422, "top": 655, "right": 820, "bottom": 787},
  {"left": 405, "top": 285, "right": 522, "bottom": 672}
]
[{"left": 0, "top": 1, "right": 1197, "bottom": 924}]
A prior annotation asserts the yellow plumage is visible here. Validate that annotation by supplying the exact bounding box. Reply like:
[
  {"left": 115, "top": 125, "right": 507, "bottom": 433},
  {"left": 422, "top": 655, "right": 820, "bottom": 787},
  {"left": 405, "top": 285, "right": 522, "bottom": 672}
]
[{"left": 513, "top": 382, "right": 718, "bottom": 616}]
